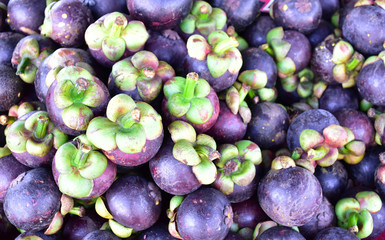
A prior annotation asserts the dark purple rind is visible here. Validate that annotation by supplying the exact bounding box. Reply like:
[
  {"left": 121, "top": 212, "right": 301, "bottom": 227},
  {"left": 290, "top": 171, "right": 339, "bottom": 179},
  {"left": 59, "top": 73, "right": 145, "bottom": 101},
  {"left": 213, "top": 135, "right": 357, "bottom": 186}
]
[
  {"left": 127, "top": 0, "right": 193, "bottom": 31},
  {"left": 334, "top": 108, "right": 374, "bottom": 147},
  {"left": 7, "top": 0, "right": 46, "bottom": 34},
  {"left": 298, "top": 197, "right": 336, "bottom": 239},
  {"left": 286, "top": 109, "right": 339, "bottom": 151},
  {"left": 232, "top": 196, "right": 270, "bottom": 229},
  {"left": 12, "top": 147, "right": 56, "bottom": 168},
  {"left": 258, "top": 226, "right": 306, "bottom": 240},
  {"left": 342, "top": 5, "right": 385, "bottom": 56},
  {"left": 241, "top": 15, "right": 277, "bottom": 48},
  {"left": 320, "top": 0, "right": 340, "bottom": 20},
  {"left": 82, "top": 0, "right": 128, "bottom": 19},
  {"left": 149, "top": 139, "right": 201, "bottom": 195},
  {"left": 104, "top": 133, "right": 164, "bottom": 167},
  {"left": 311, "top": 37, "right": 339, "bottom": 85},
  {"left": 0, "top": 32, "right": 25, "bottom": 66},
  {"left": 206, "top": 100, "right": 247, "bottom": 144},
  {"left": 272, "top": 0, "right": 322, "bottom": 34},
  {"left": 62, "top": 215, "right": 99, "bottom": 240},
  {"left": 15, "top": 230, "right": 61, "bottom": 240},
  {"left": 283, "top": 30, "right": 312, "bottom": 74},
  {"left": 224, "top": 232, "right": 244, "bottom": 240},
  {"left": 0, "top": 203, "right": 19, "bottom": 240},
  {"left": 246, "top": 102, "right": 289, "bottom": 150},
  {"left": 137, "top": 222, "right": 178, "bottom": 240},
  {"left": 258, "top": 166, "right": 323, "bottom": 226},
  {"left": 313, "top": 227, "right": 360, "bottom": 240},
  {"left": 307, "top": 20, "right": 334, "bottom": 48},
  {"left": 357, "top": 60, "right": 385, "bottom": 106},
  {"left": 176, "top": 187, "right": 232, "bottom": 240},
  {"left": 0, "top": 65, "right": 24, "bottom": 112},
  {"left": 83, "top": 230, "right": 121, "bottom": 240},
  {"left": 363, "top": 203, "right": 385, "bottom": 240},
  {"left": 183, "top": 56, "right": 238, "bottom": 93},
  {"left": 0, "top": 154, "right": 30, "bottom": 202},
  {"left": 45, "top": 76, "right": 110, "bottom": 136},
  {"left": 52, "top": 152, "right": 117, "bottom": 199},
  {"left": 241, "top": 47, "right": 277, "bottom": 88},
  {"left": 3, "top": 167, "right": 61, "bottom": 232},
  {"left": 319, "top": 85, "right": 359, "bottom": 113},
  {"left": 105, "top": 175, "right": 162, "bottom": 231},
  {"left": 162, "top": 87, "right": 220, "bottom": 133}
]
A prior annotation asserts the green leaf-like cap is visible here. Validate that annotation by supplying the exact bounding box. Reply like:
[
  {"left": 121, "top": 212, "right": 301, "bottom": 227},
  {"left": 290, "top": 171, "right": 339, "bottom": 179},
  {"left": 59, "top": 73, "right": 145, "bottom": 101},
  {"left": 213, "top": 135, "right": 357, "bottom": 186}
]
[
  {"left": 86, "top": 94, "right": 162, "bottom": 154},
  {"left": 164, "top": 73, "right": 213, "bottom": 125},
  {"left": 168, "top": 120, "right": 197, "bottom": 143}
]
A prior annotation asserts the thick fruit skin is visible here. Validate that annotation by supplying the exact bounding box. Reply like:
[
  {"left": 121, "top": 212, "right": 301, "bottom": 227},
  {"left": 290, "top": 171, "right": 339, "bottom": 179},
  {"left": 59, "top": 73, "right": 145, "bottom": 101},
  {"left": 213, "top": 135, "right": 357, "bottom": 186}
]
[
  {"left": 61, "top": 215, "right": 99, "bottom": 240},
  {"left": 231, "top": 196, "right": 269, "bottom": 229},
  {"left": 258, "top": 226, "right": 306, "bottom": 240},
  {"left": 149, "top": 139, "right": 201, "bottom": 195},
  {"left": 137, "top": 223, "right": 177, "bottom": 240},
  {"left": 342, "top": 5, "right": 385, "bottom": 56},
  {"left": 7, "top": 0, "right": 46, "bottom": 35},
  {"left": 357, "top": 60, "right": 385, "bottom": 106},
  {"left": 319, "top": 86, "right": 359, "bottom": 113},
  {"left": 314, "top": 227, "right": 360, "bottom": 240},
  {"left": 3, "top": 167, "right": 61, "bottom": 232},
  {"left": 283, "top": 30, "right": 312, "bottom": 74},
  {"left": 258, "top": 166, "right": 323, "bottom": 227},
  {"left": 127, "top": 0, "right": 193, "bottom": 30},
  {"left": 0, "top": 65, "right": 24, "bottom": 112},
  {"left": 105, "top": 175, "right": 162, "bottom": 231},
  {"left": 83, "top": 230, "right": 121, "bottom": 240},
  {"left": 286, "top": 109, "right": 339, "bottom": 151},
  {"left": 176, "top": 187, "right": 232, "bottom": 240},
  {"left": 241, "top": 15, "right": 277, "bottom": 48},
  {"left": 0, "top": 32, "right": 25, "bottom": 66}
]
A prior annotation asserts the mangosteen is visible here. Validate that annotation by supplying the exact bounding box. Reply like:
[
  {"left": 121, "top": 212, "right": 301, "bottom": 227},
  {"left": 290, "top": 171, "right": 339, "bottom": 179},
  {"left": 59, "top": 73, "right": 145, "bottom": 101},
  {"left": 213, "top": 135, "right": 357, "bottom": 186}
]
[
  {"left": 258, "top": 226, "right": 306, "bottom": 239},
  {"left": 241, "top": 15, "right": 277, "bottom": 48},
  {"left": 62, "top": 214, "right": 99, "bottom": 240},
  {"left": 0, "top": 65, "right": 24, "bottom": 112},
  {"left": 319, "top": 85, "right": 359, "bottom": 113},
  {"left": 314, "top": 227, "right": 360, "bottom": 239},
  {"left": 0, "top": 32, "right": 25, "bottom": 66},
  {"left": 307, "top": 20, "right": 335, "bottom": 48},
  {"left": 81, "top": 0, "right": 128, "bottom": 19},
  {"left": 83, "top": 230, "right": 121, "bottom": 240},
  {"left": 137, "top": 223, "right": 177, "bottom": 240}
]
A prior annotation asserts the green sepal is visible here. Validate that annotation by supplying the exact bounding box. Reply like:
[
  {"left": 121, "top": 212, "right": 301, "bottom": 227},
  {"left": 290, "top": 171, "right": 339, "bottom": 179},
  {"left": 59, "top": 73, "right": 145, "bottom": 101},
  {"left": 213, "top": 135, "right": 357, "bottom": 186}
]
[
  {"left": 196, "top": 18, "right": 217, "bottom": 36},
  {"left": 356, "top": 191, "right": 382, "bottom": 213},
  {"left": 79, "top": 80, "right": 106, "bottom": 108},
  {"left": 44, "top": 211, "right": 63, "bottom": 235},
  {"left": 266, "top": 27, "right": 284, "bottom": 44},
  {"left": 109, "top": 219, "right": 133, "bottom": 238},
  {"left": 110, "top": 59, "right": 138, "bottom": 91},
  {"left": 277, "top": 57, "right": 296, "bottom": 77},
  {"left": 227, "top": 48, "right": 243, "bottom": 75},
  {"left": 62, "top": 103, "right": 93, "bottom": 131},
  {"left": 53, "top": 80, "right": 75, "bottom": 109},
  {"left": 58, "top": 172, "right": 93, "bottom": 198},
  {"left": 136, "top": 102, "right": 163, "bottom": 140},
  {"left": 215, "top": 172, "right": 234, "bottom": 195},
  {"left": 121, "top": 20, "right": 149, "bottom": 52},
  {"left": 0, "top": 146, "right": 11, "bottom": 158},
  {"left": 18, "top": 64, "right": 38, "bottom": 84},
  {"left": 102, "top": 37, "right": 126, "bottom": 62},
  {"left": 51, "top": 127, "right": 69, "bottom": 149},
  {"left": 299, "top": 129, "right": 324, "bottom": 151},
  {"left": 235, "top": 140, "right": 262, "bottom": 165},
  {"left": 270, "top": 38, "right": 291, "bottom": 62},
  {"left": 335, "top": 197, "right": 361, "bottom": 222},
  {"left": 333, "top": 63, "right": 348, "bottom": 83},
  {"left": 167, "top": 93, "right": 191, "bottom": 117},
  {"left": 131, "top": 50, "right": 159, "bottom": 70},
  {"left": 238, "top": 70, "right": 268, "bottom": 90},
  {"left": 40, "top": 1, "right": 56, "bottom": 37},
  {"left": 257, "top": 88, "right": 277, "bottom": 102},
  {"left": 231, "top": 160, "right": 256, "bottom": 186},
  {"left": 180, "top": 14, "right": 197, "bottom": 34},
  {"left": 194, "top": 78, "right": 211, "bottom": 98},
  {"left": 19, "top": 37, "right": 40, "bottom": 60},
  {"left": 6, "top": 121, "right": 29, "bottom": 153},
  {"left": 211, "top": 8, "right": 227, "bottom": 30},
  {"left": 196, "top": 134, "right": 217, "bottom": 150},
  {"left": 316, "top": 147, "right": 339, "bottom": 167},
  {"left": 55, "top": 143, "right": 76, "bottom": 174},
  {"left": 116, "top": 124, "right": 146, "bottom": 154},
  {"left": 95, "top": 196, "right": 114, "bottom": 219},
  {"left": 226, "top": 86, "right": 240, "bottom": 114},
  {"left": 25, "top": 134, "right": 53, "bottom": 157},
  {"left": 270, "top": 156, "right": 296, "bottom": 170},
  {"left": 323, "top": 124, "right": 349, "bottom": 148},
  {"left": 173, "top": 139, "right": 201, "bottom": 166},
  {"left": 332, "top": 40, "right": 354, "bottom": 65},
  {"left": 192, "top": 157, "right": 217, "bottom": 184},
  {"left": 186, "top": 35, "right": 211, "bottom": 60},
  {"left": 168, "top": 120, "right": 197, "bottom": 143},
  {"left": 217, "top": 144, "right": 239, "bottom": 168},
  {"left": 208, "top": 30, "right": 229, "bottom": 46},
  {"left": 163, "top": 77, "right": 186, "bottom": 99},
  {"left": 86, "top": 117, "right": 119, "bottom": 151},
  {"left": 186, "top": 97, "right": 213, "bottom": 124},
  {"left": 78, "top": 151, "right": 107, "bottom": 179},
  {"left": 347, "top": 210, "right": 373, "bottom": 239},
  {"left": 24, "top": 111, "right": 49, "bottom": 131},
  {"left": 106, "top": 94, "right": 136, "bottom": 122}
]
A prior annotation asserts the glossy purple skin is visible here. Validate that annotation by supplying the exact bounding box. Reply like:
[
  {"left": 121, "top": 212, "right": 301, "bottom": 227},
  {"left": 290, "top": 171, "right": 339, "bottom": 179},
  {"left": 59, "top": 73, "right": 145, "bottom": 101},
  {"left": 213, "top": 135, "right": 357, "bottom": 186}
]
[
  {"left": 104, "top": 133, "right": 164, "bottom": 167},
  {"left": 0, "top": 65, "right": 24, "bottom": 112},
  {"left": 162, "top": 87, "right": 220, "bottom": 133},
  {"left": 210, "top": 0, "right": 261, "bottom": 31},
  {"left": 258, "top": 166, "right": 323, "bottom": 226},
  {"left": 15, "top": 230, "right": 61, "bottom": 240},
  {"left": 342, "top": 5, "right": 385, "bottom": 56},
  {"left": 308, "top": 20, "right": 334, "bottom": 48},
  {"left": 0, "top": 32, "right": 25, "bottom": 66},
  {"left": 206, "top": 101, "right": 247, "bottom": 144},
  {"left": 183, "top": 56, "right": 238, "bottom": 93},
  {"left": 176, "top": 187, "right": 232, "bottom": 240},
  {"left": 231, "top": 196, "right": 269, "bottom": 229},
  {"left": 314, "top": 161, "right": 348, "bottom": 204},
  {"left": 7, "top": 0, "right": 46, "bottom": 34},
  {"left": 127, "top": 0, "right": 193, "bottom": 30},
  {"left": 0, "top": 154, "right": 30, "bottom": 203},
  {"left": 62, "top": 215, "right": 99, "bottom": 240},
  {"left": 357, "top": 60, "right": 385, "bottom": 106},
  {"left": 145, "top": 30, "right": 187, "bottom": 74},
  {"left": 4, "top": 167, "right": 61, "bottom": 232},
  {"left": 334, "top": 108, "right": 374, "bottom": 147},
  {"left": 45, "top": 76, "right": 110, "bottom": 136},
  {"left": 137, "top": 223, "right": 178, "bottom": 240},
  {"left": 105, "top": 175, "right": 162, "bottom": 231},
  {"left": 283, "top": 30, "right": 312, "bottom": 74},
  {"left": 286, "top": 109, "right": 339, "bottom": 151},
  {"left": 320, "top": 0, "right": 340, "bottom": 20},
  {"left": 246, "top": 102, "right": 289, "bottom": 150},
  {"left": 241, "top": 15, "right": 277, "bottom": 48},
  {"left": 314, "top": 227, "right": 360, "bottom": 240},
  {"left": 224, "top": 232, "right": 244, "bottom": 240},
  {"left": 47, "top": 0, "right": 93, "bottom": 47},
  {"left": 298, "top": 197, "right": 336, "bottom": 239},
  {"left": 241, "top": 47, "right": 277, "bottom": 88},
  {"left": 149, "top": 139, "right": 201, "bottom": 195},
  {"left": 34, "top": 48, "right": 94, "bottom": 104},
  {"left": 319, "top": 85, "right": 359, "bottom": 113},
  {"left": 258, "top": 226, "right": 306, "bottom": 240},
  {"left": 52, "top": 151, "right": 117, "bottom": 199},
  {"left": 272, "top": 0, "right": 322, "bottom": 34},
  {"left": 82, "top": 0, "right": 128, "bottom": 19},
  {"left": 12, "top": 148, "right": 56, "bottom": 168},
  {"left": 83, "top": 230, "right": 121, "bottom": 240},
  {"left": 363, "top": 203, "right": 385, "bottom": 240}
]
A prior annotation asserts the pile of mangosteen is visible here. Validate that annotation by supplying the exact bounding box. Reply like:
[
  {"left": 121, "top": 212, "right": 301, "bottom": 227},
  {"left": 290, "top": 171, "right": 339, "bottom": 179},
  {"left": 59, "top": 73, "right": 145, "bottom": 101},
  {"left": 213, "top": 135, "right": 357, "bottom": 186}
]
[{"left": 1, "top": 0, "right": 385, "bottom": 239}]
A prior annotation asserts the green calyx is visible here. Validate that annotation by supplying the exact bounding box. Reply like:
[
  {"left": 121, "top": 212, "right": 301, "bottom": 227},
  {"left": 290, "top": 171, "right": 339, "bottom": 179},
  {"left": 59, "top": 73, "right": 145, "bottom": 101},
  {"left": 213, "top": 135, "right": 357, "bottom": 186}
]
[
  {"left": 55, "top": 137, "right": 108, "bottom": 198},
  {"left": 6, "top": 111, "right": 68, "bottom": 157},
  {"left": 336, "top": 191, "right": 382, "bottom": 238},
  {"left": 53, "top": 66, "right": 107, "bottom": 131},
  {"left": 86, "top": 94, "right": 163, "bottom": 154},
  {"left": 180, "top": 0, "right": 227, "bottom": 36},
  {"left": 186, "top": 31, "right": 243, "bottom": 78},
  {"left": 169, "top": 120, "right": 218, "bottom": 184},
  {"left": 214, "top": 140, "right": 262, "bottom": 194},
  {"left": 270, "top": 156, "right": 296, "bottom": 170},
  {"left": 85, "top": 12, "right": 149, "bottom": 61},
  {"left": 110, "top": 51, "right": 172, "bottom": 102},
  {"left": 0, "top": 146, "right": 11, "bottom": 158},
  {"left": 164, "top": 73, "right": 213, "bottom": 125},
  {"left": 40, "top": 1, "right": 56, "bottom": 38}
]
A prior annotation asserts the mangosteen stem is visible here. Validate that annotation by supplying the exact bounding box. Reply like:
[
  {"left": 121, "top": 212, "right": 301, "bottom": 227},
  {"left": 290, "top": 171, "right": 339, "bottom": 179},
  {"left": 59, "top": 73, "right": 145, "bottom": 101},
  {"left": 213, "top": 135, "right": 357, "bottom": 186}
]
[
  {"left": 197, "top": 4, "right": 210, "bottom": 21},
  {"left": 183, "top": 72, "right": 199, "bottom": 100},
  {"left": 68, "top": 206, "right": 86, "bottom": 217},
  {"left": 223, "top": 159, "right": 241, "bottom": 175},
  {"left": 213, "top": 37, "right": 239, "bottom": 56},
  {"left": 260, "top": 44, "right": 274, "bottom": 57},
  {"left": 16, "top": 58, "right": 31, "bottom": 75},
  {"left": 33, "top": 115, "right": 49, "bottom": 140},
  {"left": 238, "top": 84, "right": 251, "bottom": 105},
  {"left": 142, "top": 67, "right": 155, "bottom": 79},
  {"left": 121, "top": 108, "right": 141, "bottom": 129},
  {"left": 111, "top": 16, "right": 125, "bottom": 38},
  {"left": 346, "top": 58, "right": 360, "bottom": 71},
  {"left": 194, "top": 145, "right": 220, "bottom": 162},
  {"left": 73, "top": 144, "right": 92, "bottom": 169},
  {"left": 306, "top": 146, "right": 329, "bottom": 161},
  {"left": 0, "top": 115, "right": 16, "bottom": 125},
  {"left": 72, "top": 78, "right": 89, "bottom": 101}
]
